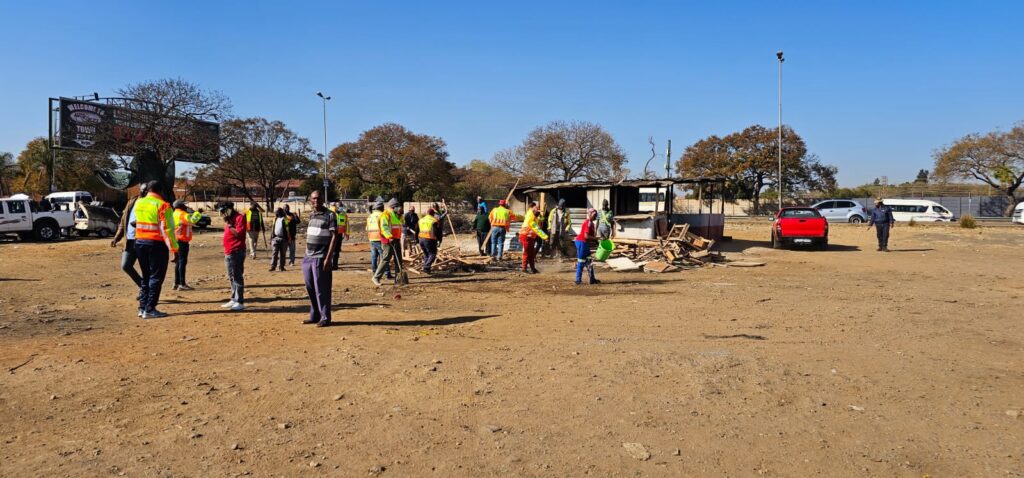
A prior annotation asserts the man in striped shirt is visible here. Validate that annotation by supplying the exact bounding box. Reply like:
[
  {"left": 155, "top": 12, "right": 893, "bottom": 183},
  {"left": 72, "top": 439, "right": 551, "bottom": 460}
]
[{"left": 302, "top": 191, "right": 338, "bottom": 327}]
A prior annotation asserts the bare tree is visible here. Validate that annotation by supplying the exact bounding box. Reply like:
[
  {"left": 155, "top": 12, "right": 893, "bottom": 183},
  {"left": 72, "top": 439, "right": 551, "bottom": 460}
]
[
  {"left": 493, "top": 120, "right": 627, "bottom": 183},
  {"left": 208, "top": 118, "right": 316, "bottom": 211}
]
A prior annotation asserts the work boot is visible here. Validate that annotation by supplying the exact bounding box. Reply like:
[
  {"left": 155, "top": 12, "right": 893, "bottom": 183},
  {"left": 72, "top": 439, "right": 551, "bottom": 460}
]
[
  {"left": 302, "top": 319, "right": 318, "bottom": 325},
  {"left": 172, "top": 284, "right": 179, "bottom": 290},
  {"left": 316, "top": 320, "right": 331, "bottom": 327},
  {"left": 371, "top": 276, "right": 382, "bottom": 287},
  {"left": 178, "top": 284, "right": 194, "bottom": 291}
]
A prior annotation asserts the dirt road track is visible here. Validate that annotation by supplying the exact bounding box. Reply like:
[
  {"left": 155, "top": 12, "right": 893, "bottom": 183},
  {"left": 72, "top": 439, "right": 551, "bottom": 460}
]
[{"left": 1, "top": 223, "right": 1022, "bottom": 476}]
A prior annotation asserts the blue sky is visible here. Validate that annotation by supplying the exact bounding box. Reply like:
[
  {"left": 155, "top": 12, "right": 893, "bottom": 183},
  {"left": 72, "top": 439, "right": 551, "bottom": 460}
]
[{"left": 1, "top": 1, "right": 1022, "bottom": 186}]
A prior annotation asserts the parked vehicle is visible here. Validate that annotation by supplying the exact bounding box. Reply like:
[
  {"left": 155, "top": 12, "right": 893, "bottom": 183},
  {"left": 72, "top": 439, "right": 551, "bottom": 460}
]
[
  {"left": 45, "top": 191, "right": 94, "bottom": 208},
  {"left": 195, "top": 212, "right": 212, "bottom": 229},
  {"left": 810, "top": 199, "right": 868, "bottom": 223},
  {"left": 772, "top": 207, "right": 828, "bottom": 250},
  {"left": 0, "top": 194, "right": 75, "bottom": 241},
  {"left": 74, "top": 202, "right": 120, "bottom": 237},
  {"left": 1013, "top": 201, "right": 1024, "bottom": 225},
  {"left": 881, "top": 199, "right": 954, "bottom": 222}
]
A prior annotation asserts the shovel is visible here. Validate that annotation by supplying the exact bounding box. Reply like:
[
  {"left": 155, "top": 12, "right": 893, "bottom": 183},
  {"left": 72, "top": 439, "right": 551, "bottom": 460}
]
[{"left": 393, "top": 244, "right": 410, "bottom": 285}]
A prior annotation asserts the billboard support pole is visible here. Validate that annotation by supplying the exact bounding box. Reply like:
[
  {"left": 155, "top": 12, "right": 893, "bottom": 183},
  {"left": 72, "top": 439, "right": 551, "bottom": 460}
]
[{"left": 48, "top": 98, "right": 57, "bottom": 193}]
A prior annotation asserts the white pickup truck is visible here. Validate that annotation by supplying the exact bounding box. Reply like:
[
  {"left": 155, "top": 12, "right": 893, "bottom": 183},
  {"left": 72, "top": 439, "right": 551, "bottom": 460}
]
[{"left": 0, "top": 194, "right": 75, "bottom": 241}]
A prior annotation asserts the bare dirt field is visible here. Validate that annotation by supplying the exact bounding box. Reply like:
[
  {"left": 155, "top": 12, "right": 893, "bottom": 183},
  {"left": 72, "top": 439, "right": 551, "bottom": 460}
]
[{"left": 1, "top": 220, "right": 1022, "bottom": 477}]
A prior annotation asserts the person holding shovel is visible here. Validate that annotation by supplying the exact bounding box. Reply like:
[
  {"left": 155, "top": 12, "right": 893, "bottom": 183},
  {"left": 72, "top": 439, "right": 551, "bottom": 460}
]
[{"left": 372, "top": 198, "right": 404, "bottom": 286}]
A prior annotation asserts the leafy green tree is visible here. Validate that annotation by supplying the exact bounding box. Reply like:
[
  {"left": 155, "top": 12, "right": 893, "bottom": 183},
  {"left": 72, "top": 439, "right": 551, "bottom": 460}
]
[
  {"left": 493, "top": 120, "right": 627, "bottom": 182},
  {"left": 933, "top": 123, "right": 1024, "bottom": 216}
]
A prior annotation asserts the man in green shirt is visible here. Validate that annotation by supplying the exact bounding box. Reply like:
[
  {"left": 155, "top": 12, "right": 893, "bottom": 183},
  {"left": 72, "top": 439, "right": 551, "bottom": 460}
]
[{"left": 473, "top": 206, "right": 490, "bottom": 256}]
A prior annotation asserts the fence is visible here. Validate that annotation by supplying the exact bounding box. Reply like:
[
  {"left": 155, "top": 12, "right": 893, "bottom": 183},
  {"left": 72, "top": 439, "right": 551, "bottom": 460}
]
[{"left": 676, "top": 196, "right": 1015, "bottom": 218}]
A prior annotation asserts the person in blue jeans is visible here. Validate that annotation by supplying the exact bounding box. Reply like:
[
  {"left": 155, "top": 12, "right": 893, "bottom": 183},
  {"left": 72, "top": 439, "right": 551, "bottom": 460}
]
[{"left": 574, "top": 208, "right": 601, "bottom": 285}]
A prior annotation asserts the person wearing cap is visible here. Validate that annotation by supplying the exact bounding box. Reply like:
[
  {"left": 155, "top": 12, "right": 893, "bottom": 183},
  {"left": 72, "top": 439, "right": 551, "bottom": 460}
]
[
  {"left": 477, "top": 196, "right": 488, "bottom": 213},
  {"left": 366, "top": 201, "right": 392, "bottom": 279},
  {"left": 269, "top": 207, "right": 290, "bottom": 271},
  {"left": 518, "top": 201, "right": 549, "bottom": 273},
  {"left": 372, "top": 198, "right": 403, "bottom": 286},
  {"left": 867, "top": 198, "right": 895, "bottom": 252},
  {"left": 244, "top": 201, "right": 264, "bottom": 259},
  {"left": 283, "top": 205, "right": 300, "bottom": 266},
  {"left": 488, "top": 199, "right": 515, "bottom": 259},
  {"left": 220, "top": 201, "right": 247, "bottom": 311},
  {"left": 171, "top": 199, "right": 202, "bottom": 291},
  {"left": 574, "top": 208, "right": 601, "bottom": 285},
  {"left": 546, "top": 198, "right": 573, "bottom": 260},
  {"left": 473, "top": 205, "right": 490, "bottom": 255},
  {"left": 418, "top": 208, "right": 441, "bottom": 273}
]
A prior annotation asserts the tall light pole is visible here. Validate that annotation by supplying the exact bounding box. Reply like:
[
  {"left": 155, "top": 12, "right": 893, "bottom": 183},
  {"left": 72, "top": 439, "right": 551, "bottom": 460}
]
[
  {"left": 316, "top": 91, "right": 331, "bottom": 200},
  {"left": 776, "top": 50, "right": 784, "bottom": 213}
]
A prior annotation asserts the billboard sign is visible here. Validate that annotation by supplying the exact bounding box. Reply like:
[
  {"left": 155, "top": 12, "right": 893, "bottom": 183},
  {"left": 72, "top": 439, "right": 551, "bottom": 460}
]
[{"left": 57, "top": 98, "right": 220, "bottom": 163}]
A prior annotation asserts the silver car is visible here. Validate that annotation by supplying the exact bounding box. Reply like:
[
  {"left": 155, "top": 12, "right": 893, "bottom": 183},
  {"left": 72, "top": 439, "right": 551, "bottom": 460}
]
[{"left": 810, "top": 199, "right": 868, "bottom": 223}]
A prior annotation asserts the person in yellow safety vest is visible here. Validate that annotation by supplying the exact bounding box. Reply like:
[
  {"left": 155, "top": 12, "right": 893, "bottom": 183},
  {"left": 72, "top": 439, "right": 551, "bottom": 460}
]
[
  {"left": 487, "top": 199, "right": 517, "bottom": 260},
  {"left": 372, "top": 198, "right": 403, "bottom": 286},
  {"left": 132, "top": 180, "right": 178, "bottom": 319},
  {"left": 546, "top": 198, "right": 573, "bottom": 260},
  {"left": 330, "top": 202, "right": 348, "bottom": 270},
  {"left": 598, "top": 199, "right": 614, "bottom": 239},
  {"left": 171, "top": 199, "right": 202, "bottom": 291},
  {"left": 366, "top": 201, "right": 392, "bottom": 279},
  {"left": 518, "top": 201, "right": 548, "bottom": 274},
  {"left": 244, "top": 202, "right": 264, "bottom": 259},
  {"left": 417, "top": 208, "right": 440, "bottom": 273}
]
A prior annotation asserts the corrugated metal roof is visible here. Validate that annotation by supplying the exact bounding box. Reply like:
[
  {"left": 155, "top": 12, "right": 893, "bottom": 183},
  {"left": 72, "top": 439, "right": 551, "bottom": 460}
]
[{"left": 518, "top": 177, "right": 725, "bottom": 193}]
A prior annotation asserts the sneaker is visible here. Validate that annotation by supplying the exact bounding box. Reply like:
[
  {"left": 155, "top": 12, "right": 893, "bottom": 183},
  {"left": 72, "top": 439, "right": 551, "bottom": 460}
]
[
  {"left": 371, "top": 276, "right": 382, "bottom": 286},
  {"left": 590, "top": 279, "right": 602, "bottom": 285},
  {"left": 178, "top": 284, "right": 194, "bottom": 291},
  {"left": 315, "top": 320, "right": 331, "bottom": 327},
  {"left": 137, "top": 308, "right": 144, "bottom": 317},
  {"left": 302, "top": 319, "right": 318, "bottom": 325},
  {"left": 229, "top": 303, "right": 245, "bottom": 311},
  {"left": 221, "top": 300, "right": 238, "bottom": 308},
  {"left": 142, "top": 309, "right": 168, "bottom": 319},
  {"left": 172, "top": 285, "right": 179, "bottom": 290}
]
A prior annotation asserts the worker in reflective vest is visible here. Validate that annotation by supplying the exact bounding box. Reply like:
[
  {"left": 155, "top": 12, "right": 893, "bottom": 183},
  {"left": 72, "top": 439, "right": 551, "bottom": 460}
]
[
  {"left": 244, "top": 202, "right": 264, "bottom": 259},
  {"left": 132, "top": 181, "right": 178, "bottom": 319},
  {"left": 418, "top": 208, "right": 440, "bottom": 273},
  {"left": 331, "top": 203, "right": 348, "bottom": 270},
  {"left": 372, "top": 198, "right": 403, "bottom": 286},
  {"left": 488, "top": 200, "right": 516, "bottom": 260},
  {"left": 598, "top": 199, "right": 614, "bottom": 239},
  {"left": 172, "top": 200, "right": 202, "bottom": 291},
  {"left": 366, "top": 201, "right": 391, "bottom": 279},
  {"left": 518, "top": 201, "right": 548, "bottom": 274}
]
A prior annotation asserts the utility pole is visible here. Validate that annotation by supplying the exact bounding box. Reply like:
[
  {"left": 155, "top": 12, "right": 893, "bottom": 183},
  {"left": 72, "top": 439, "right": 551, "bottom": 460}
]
[
  {"left": 776, "top": 50, "right": 784, "bottom": 213},
  {"left": 665, "top": 139, "right": 671, "bottom": 178},
  {"left": 316, "top": 91, "right": 331, "bottom": 200}
]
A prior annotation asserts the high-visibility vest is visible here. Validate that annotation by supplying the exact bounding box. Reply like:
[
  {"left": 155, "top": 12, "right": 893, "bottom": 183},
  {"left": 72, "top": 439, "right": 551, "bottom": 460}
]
[
  {"left": 600, "top": 210, "right": 613, "bottom": 226},
  {"left": 133, "top": 193, "right": 179, "bottom": 252},
  {"left": 378, "top": 208, "right": 402, "bottom": 240},
  {"left": 245, "top": 208, "right": 263, "bottom": 231},
  {"left": 547, "top": 208, "right": 571, "bottom": 233},
  {"left": 336, "top": 209, "right": 348, "bottom": 234},
  {"left": 489, "top": 206, "right": 511, "bottom": 228},
  {"left": 366, "top": 210, "right": 382, "bottom": 242},
  {"left": 518, "top": 209, "right": 548, "bottom": 240},
  {"left": 418, "top": 215, "right": 438, "bottom": 240},
  {"left": 172, "top": 209, "right": 202, "bottom": 242}
]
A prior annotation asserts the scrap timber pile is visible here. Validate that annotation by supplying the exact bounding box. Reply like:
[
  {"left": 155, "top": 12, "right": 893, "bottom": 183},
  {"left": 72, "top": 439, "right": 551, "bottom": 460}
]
[
  {"left": 403, "top": 247, "right": 500, "bottom": 274},
  {"left": 607, "top": 224, "right": 720, "bottom": 273}
]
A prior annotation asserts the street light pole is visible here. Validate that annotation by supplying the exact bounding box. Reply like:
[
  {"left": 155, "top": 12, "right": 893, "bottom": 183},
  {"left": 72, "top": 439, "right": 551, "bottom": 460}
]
[
  {"left": 316, "top": 91, "right": 331, "bottom": 201},
  {"left": 776, "top": 51, "right": 784, "bottom": 213}
]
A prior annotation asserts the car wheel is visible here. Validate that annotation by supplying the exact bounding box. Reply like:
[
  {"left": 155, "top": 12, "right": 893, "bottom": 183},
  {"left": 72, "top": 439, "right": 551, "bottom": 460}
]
[
  {"left": 818, "top": 238, "right": 829, "bottom": 250},
  {"left": 771, "top": 232, "right": 781, "bottom": 249},
  {"left": 33, "top": 220, "right": 59, "bottom": 241},
  {"left": 849, "top": 215, "right": 864, "bottom": 224},
  {"left": 97, "top": 228, "right": 111, "bottom": 238}
]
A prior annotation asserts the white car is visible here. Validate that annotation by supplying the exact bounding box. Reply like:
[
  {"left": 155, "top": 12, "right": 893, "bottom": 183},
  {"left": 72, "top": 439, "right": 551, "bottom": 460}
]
[
  {"left": 881, "top": 199, "right": 954, "bottom": 222},
  {"left": 0, "top": 194, "right": 75, "bottom": 240},
  {"left": 810, "top": 199, "right": 869, "bottom": 223},
  {"left": 1013, "top": 201, "right": 1023, "bottom": 225}
]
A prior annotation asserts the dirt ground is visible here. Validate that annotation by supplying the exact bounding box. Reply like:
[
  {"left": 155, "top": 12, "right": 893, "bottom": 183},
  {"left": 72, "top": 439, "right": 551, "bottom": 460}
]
[{"left": 1, "top": 220, "right": 1022, "bottom": 477}]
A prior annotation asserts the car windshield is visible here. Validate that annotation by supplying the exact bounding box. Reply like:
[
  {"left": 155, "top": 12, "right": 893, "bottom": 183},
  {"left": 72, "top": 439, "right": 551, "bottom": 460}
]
[
  {"left": 780, "top": 209, "right": 821, "bottom": 218},
  {"left": 932, "top": 205, "right": 949, "bottom": 214}
]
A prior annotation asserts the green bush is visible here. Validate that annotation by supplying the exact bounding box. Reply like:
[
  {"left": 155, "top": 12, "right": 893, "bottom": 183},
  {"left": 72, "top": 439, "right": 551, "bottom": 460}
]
[{"left": 959, "top": 214, "right": 977, "bottom": 229}]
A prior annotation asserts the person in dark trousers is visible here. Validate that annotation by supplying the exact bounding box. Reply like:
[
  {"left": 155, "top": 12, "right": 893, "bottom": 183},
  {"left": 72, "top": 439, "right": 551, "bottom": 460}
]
[
  {"left": 269, "top": 208, "right": 289, "bottom": 271},
  {"left": 433, "top": 202, "right": 448, "bottom": 248},
  {"left": 473, "top": 206, "right": 490, "bottom": 255},
  {"left": 132, "top": 180, "right": 178, "bottom": 319},
  {"left": 245, "top": 201, "right": 264, "bottom": 259},
  {"left": 403, "top": 205, "right": 419, "bottom": 258},
  {"left": 574, "top": 208, "right": 601, "bottom": 285},
  {"left": 867, "top": 198, "right": 896, "bottom": 252},
  {"left": 111, "top": 182, "right": 149, "bottom": 290},
  {"left": 283, "top": 205, "right": 300, "bottom": 266},
  {"left": 302, "top": 190, "right": 337, "bottom": 327},
  {"left": 171, "top": 199, "right": 201, "bottom": 290},
  {"left": 418, "top": 208, "right": 441, "bottom": 273},
  {"left": 220, "top": 202, "right": 247, "bottom": 311}
]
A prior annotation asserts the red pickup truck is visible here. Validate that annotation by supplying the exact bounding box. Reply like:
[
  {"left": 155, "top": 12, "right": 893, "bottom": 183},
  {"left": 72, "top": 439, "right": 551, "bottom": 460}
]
[{"left": 771, "top": 207, "right": 828, "bottom": 250}]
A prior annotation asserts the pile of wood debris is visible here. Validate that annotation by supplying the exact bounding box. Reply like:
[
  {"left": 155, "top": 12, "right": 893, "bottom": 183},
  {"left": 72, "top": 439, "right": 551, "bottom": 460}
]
[
  {"left": 605, "top": 224, "right": 721, "bottom": 273},
  {"left": 402, "top": 246, "right": 500, "bottom": 274}
]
